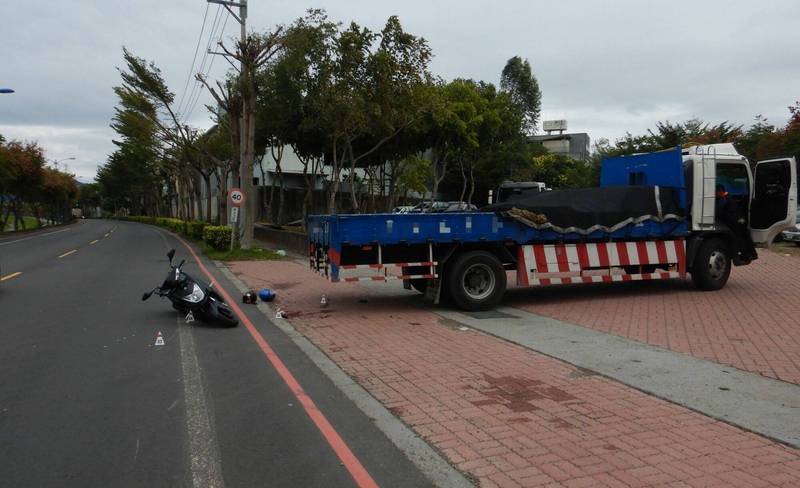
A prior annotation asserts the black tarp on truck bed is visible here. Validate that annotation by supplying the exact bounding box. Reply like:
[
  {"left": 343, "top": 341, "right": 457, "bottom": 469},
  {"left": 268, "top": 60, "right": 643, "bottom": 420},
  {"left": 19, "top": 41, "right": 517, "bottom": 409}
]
[{"left": 485, "top": 185, "right": 685, "bottom": 234}]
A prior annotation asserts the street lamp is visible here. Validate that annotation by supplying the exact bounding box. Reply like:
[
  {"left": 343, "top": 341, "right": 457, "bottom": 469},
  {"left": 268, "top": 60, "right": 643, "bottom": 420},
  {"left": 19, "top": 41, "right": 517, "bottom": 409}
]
[{"left": 0, "top": 88, "right": 14, "bottom": 94}]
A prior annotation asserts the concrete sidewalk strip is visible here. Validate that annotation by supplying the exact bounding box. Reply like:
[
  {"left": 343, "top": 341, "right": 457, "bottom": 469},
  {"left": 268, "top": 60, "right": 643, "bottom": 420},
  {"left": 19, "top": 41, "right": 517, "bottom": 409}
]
[
  {"left": 216, "top": 264, "right": 472, "bottom": 488},
  {"left": 439, "top": 306, "right": 800, "bottom": 448},
  {"left": 229, "top": 259, "right": 800, "bottom": 488},
  {"left": 508, "top": 250, "right": 800, "bottom": 385}
]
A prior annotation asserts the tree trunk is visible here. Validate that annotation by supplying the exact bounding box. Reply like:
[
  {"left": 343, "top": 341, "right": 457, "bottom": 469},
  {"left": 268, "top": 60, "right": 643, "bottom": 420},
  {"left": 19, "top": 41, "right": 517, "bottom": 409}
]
[
  {"left": 273, "top": 145, "right": 285, "bottom": 225},
  {"left": 347, "top": 142, "right": 360, "bottom": 213},
  {"left": 459, "top": 159, "right": 467, "bottom": 203},
  {"left": 217, "top": 167, "right": 228, "bottom": 225},
  {"left": 328, "top": 139, "right": 344, "bottom": 215},
  {"left": 239, "top": 77, "right": 256, "bottom": 249},
  {"left": 467, "top": 164, "right": 476, "bottom": 204},
  {"left": 203, "top": 173, "right": 212, "bottom": 223}
]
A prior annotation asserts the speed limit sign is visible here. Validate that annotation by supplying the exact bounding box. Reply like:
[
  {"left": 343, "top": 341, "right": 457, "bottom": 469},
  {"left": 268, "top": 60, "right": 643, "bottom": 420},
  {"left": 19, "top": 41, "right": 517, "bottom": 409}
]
[{"left": 229, "top": 188, "right": 245, "bottom": 207}]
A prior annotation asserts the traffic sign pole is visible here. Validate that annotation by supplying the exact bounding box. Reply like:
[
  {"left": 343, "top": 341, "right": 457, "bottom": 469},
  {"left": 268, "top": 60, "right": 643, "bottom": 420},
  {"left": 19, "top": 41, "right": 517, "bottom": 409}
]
[{"left": 228, "top": 188, "right": 245, "bottom": 251}]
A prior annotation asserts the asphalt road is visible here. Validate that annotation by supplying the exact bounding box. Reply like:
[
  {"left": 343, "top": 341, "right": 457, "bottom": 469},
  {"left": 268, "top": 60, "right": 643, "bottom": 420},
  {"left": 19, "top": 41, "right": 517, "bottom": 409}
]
[{"left": 0, "top": 220, "right": 433, "bottom": 488}]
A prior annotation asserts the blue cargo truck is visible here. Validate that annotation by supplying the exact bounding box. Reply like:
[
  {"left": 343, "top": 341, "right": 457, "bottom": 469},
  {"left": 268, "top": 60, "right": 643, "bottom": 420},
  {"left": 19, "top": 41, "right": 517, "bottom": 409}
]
[{"left": 308, "top": 144, "right": 797, "bottom": 311}]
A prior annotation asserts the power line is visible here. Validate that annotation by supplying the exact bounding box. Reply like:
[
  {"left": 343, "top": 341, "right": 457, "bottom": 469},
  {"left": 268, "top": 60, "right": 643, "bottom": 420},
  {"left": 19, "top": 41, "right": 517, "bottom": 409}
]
[
  {"left": 180, "top": 5, "right": 220, "bottom": 120},
  {"left": 182, "top": 7, "right": 230, "bottom": 124},
  {"left": 176, "top": 3, "right": 210, "bottom": 117}
]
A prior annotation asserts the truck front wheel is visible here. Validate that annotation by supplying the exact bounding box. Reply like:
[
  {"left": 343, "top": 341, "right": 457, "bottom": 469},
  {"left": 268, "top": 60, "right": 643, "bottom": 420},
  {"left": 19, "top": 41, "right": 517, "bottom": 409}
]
[
  {"left": 447, "top": 251, "right": 507, "bottom": 311},
  {"left": 691, "top": 238, "right": 731, "bottom": 291}
]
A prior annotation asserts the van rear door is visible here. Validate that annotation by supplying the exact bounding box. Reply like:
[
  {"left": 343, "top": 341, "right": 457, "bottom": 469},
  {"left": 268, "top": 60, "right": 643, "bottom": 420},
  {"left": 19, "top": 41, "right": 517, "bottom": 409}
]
[{"left": 749, "top": 157, "right": 797, "bottom": 244}]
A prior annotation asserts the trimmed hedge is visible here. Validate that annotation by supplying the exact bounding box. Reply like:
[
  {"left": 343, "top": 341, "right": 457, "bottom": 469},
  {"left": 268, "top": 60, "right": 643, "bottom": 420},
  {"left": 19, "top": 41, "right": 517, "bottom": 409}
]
[
  {"left": 117, "top": 216, "right": 225, "bottom": 249},
  {"left": 203, "top": 225, "right": 232, "bottom": 251}
]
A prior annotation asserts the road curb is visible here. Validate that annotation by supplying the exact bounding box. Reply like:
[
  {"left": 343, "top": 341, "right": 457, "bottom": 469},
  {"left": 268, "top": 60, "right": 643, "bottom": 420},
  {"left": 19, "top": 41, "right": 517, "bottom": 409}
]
[{"left": 215, "top": 262, "right": 473, "bottom": 488}]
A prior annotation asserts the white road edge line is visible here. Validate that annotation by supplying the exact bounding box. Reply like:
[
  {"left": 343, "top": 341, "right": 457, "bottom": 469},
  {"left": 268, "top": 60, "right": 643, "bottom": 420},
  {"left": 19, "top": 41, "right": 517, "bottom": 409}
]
[
  {"left": 177, "top": 315, "right": 226, "bottom": 488},
  {"left": 0, "top": 227, "right": 71, "bottom": 246}
]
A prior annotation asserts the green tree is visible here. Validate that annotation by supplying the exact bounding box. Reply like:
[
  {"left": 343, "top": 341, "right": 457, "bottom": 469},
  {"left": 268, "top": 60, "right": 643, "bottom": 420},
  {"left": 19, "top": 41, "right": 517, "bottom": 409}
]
[
  {"left": 500, "top": 56, "right": 542, "bottom": 134},
  {"left": 524, "top": 153, "right": 595, "bottom": 189},
  {"left": 0, "top": 140, "right": 46, "bottom": 229}
]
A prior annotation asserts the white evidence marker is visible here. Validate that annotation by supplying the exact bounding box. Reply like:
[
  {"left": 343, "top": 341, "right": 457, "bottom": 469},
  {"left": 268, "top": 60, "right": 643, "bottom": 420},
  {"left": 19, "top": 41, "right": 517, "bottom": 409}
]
[{"left": 154, "top": 331, "right": 165, "bottom": 346}]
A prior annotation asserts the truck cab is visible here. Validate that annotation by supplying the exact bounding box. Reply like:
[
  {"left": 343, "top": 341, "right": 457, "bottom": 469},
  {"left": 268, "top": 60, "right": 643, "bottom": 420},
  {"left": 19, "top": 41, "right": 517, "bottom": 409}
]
[
  {"left": 681, "top": 143, "right": 797, "bottom": 246},
  {"left": 492, "top": 181, "right": 547, "bottom": 204},
  {"left": 602, "top": 144, "right": 797, "bottom": 247}
]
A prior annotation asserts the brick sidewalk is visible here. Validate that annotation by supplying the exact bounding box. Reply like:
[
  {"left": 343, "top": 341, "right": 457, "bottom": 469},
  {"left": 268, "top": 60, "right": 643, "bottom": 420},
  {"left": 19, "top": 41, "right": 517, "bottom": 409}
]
[
  {"left": 507, "top": 250, "right": 800, "bottom": 385},
  {"left": 230, "top": 260, "right": 800, "bottom": 488}
]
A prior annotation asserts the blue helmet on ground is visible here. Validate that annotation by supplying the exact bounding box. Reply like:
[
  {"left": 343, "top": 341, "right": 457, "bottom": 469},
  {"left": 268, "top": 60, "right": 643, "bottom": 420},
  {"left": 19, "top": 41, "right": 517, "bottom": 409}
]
[{"left": 259, "top": 288, "right": 275, "bottom": 302}]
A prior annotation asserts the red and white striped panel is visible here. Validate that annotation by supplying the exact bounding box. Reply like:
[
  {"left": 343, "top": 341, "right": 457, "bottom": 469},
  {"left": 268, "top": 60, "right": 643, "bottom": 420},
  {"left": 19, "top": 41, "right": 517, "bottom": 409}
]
[{"left": 517, "top": 240, "right": 686, "bottom": 286}]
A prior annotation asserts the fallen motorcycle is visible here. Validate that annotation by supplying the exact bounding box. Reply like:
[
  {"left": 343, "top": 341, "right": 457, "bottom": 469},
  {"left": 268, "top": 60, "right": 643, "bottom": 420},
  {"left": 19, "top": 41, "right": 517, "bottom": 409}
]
[{"left": 142, "top": 249, "right": 238, "bottom": 327}]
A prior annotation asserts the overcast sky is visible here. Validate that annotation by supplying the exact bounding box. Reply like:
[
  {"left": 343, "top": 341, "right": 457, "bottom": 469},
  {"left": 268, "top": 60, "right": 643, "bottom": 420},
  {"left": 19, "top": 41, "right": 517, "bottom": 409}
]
[{"left": 1, "top": 0, "right": 798, "bottom": 182}]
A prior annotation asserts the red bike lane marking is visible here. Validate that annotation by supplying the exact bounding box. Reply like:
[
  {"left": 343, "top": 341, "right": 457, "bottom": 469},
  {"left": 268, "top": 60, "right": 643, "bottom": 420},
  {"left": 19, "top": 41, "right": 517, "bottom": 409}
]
[{"left": 177, "top": 236, "right": 379, "bottom": 488}]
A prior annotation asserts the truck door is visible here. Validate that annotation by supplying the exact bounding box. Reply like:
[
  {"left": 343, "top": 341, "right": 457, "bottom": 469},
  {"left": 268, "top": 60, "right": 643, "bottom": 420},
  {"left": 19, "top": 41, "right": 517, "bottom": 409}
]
[{"left": 749, "top": 157, "right": 797, "bottom": 244}]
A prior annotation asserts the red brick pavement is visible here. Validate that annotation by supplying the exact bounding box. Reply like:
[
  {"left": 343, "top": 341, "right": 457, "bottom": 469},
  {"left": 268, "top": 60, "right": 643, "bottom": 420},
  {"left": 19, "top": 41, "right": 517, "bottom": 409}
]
[
  {"left": 506, "top": 250, "right": 800, "bottom": 385},
  {"left": 229, "top": 259, "right": 800, "bottom": 488}
]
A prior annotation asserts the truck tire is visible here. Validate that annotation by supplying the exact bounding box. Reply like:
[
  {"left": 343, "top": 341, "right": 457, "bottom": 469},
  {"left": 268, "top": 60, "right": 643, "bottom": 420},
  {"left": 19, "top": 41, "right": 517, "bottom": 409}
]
[
  {"left": 446, "top": 251, "right": 506, "bottom": 311},
  {"left": 691, "top": 238, "right": 731, "bottom": 291}
]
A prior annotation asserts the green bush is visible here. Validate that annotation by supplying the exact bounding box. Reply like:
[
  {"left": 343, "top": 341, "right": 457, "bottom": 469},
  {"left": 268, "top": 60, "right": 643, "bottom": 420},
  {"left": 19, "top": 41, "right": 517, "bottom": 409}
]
[
  {"left": 116, "top": 215, "right": 209, "bottom": 242},
  {"left": 203, "top": 225, "right": 231, "bottom": 251},
  {"left": 185, "top": 221, "right": 206, "bottom": 240}
]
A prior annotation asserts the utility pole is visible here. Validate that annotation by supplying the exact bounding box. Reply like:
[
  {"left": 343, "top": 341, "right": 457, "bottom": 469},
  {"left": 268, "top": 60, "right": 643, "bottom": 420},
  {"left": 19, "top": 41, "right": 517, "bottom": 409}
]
[
  {"left": 208, "top": 0, "right": 247, "bottom": 249},
  {"left": 206, "top": 0, "right": 282, "bottom": 249}
]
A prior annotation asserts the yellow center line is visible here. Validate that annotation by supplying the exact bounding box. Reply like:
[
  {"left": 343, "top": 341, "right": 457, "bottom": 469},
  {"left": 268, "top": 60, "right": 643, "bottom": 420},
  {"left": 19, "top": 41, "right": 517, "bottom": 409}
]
[
  {"left": 0, "top": 271, "right": 22, "bottom": 282},
  {"left": 58, "top": 249, "right": 77, "bottom": 258},
  {"left": 90, "top": 239, "right": 99, "bottom": 244}
]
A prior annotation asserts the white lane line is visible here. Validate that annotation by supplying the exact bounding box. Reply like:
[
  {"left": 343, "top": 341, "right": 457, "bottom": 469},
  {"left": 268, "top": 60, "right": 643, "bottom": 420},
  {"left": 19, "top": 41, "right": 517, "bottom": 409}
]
[
  {"left": 58, "top": 249, "right": 77, "bottom": 258},
  {"left": 0, "top": 227, "right": 71, "bottom": 246},
  {"left": 154, "top": 226, "right": 225, "bottom": 487},
  {"left": 177, "top": 316, "right": 225, "bottom": 488},
  {"left": 0, "top": 271, "right": 22, "bottom": 282},
  {"left": 90, "top": 239, "right": 99, "bottom": 245}
]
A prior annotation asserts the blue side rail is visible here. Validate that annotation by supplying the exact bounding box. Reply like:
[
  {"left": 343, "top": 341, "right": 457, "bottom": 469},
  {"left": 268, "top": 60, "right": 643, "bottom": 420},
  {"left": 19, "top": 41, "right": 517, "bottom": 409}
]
[{"left": 307, "top": 212, "right": 689, "bottom": 249}]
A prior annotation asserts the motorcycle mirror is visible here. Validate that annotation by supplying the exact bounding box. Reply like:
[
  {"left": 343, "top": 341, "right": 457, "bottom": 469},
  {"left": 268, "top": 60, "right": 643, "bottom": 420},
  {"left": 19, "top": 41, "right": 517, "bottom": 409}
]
[
  {"left": 142, "top": 291, "right": 153, "bottom": 301},
  {"left": 167, "top": 249, "right": 175, "bottom": 262},
  {"left": 177, "top": 259, "right": 185, "bottom": 269}
]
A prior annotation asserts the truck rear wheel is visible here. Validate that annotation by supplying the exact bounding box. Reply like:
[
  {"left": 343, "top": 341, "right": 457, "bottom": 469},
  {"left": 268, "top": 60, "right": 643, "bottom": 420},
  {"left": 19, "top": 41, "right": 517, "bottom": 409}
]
[
  {"left": 447, "top": 251, "right": 506, "bottom": 311},
  {"left": 691, "top": 238, "right": 731, "bottom": 291}
]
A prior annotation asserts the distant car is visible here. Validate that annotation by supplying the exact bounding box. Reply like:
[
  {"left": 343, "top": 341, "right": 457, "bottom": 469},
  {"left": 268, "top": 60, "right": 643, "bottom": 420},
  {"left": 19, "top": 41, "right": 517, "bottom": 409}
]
[
  {"left": 391, "top": 206, "right": 414, "bottom": 214},
  {"left": 780, "top": 209, "right": 800, "bottom": 246},
  {"left": 407, "top": 201, "right": 477, "bottom": 213}
]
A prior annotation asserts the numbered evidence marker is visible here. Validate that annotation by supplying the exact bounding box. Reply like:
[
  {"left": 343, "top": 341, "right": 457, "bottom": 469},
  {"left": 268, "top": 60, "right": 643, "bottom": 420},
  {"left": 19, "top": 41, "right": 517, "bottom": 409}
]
[{"left": 154, "top": 331, "right": 165, "bottom": 346}]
